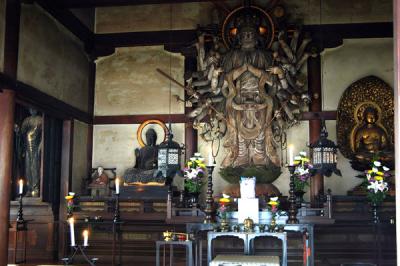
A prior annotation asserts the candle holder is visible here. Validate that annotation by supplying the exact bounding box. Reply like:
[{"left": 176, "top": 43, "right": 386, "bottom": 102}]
[
  {"left": 287, "top": 165, "right": 299, "bottom": 224},
  {"left": 13, "top": 193, "right": 28, "bottom": 264},
  {"left": 204, "top": 164, "right": 216, "bottom": 224},
  {"left": 17, "top": 193, "right": 24, "bottom": 223},
  {"left": 62, "top": 245, "right": 98, "bottom": 266},
  {"left": 112, "top": 192, "right": 122, "bottom": 266},
  {"left": 113, "top": 193, "right": 120, "bottom": 223}
]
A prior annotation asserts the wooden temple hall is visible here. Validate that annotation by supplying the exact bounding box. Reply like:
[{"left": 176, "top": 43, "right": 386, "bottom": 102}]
[{"left": 1, "top": 0, "right": 400, "bottom": 265}]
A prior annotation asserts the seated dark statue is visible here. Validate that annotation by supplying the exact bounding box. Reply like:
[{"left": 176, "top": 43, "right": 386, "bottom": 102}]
[
  {"left": 124, "top": 128, "right": 164, "bottom": 184},
  {"left": 351, "top": 107, "right": 393, "bottom": 170}
]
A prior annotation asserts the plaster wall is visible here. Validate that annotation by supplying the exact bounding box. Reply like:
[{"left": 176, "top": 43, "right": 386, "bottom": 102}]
[
  {"left": 322, "top": 38, "right": 394, "bottom": 195},
  {"left": 0, "top": 0, "right": 5, "bottom": 72},
  {"left": 72, "top": 120, "right": 89, "bottom": 193},
  {"left": 95, "top": 0, "right": 392, "bottom": 34},
  {"left": 95, "top": 46, "right": 184, "bottom": 116},
  {"left": 92, "top": 123, "right": 185, "bottom": 180},
  {"left": 17, "top": 4, "right": 90, "bottom": 112}
]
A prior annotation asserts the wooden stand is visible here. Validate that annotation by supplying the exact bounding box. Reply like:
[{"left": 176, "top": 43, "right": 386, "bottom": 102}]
[{"left": 62, "top": 245, "right": 98, "bottom": 266}]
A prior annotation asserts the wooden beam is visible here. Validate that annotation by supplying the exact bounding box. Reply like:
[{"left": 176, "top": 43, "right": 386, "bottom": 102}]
[
  {"left": 95, "top": 30, "right": 197, "bottom": 48},
  {"left": 48, "top": 0, "right": 220, "bottom": 8},
  {"left": 300, "top": 111, "right": 337, "bottom": 121},
  {"left": 0, "top": 73, "right": 92, "bottom": 124},
  {"left": 92, "top": 22, "right": 392, "bottom": 55},
  {"left": 34, "top": 0, "right": 94, "bottom": 52},
  {"left": 93, "top": 114, "right": 188, "bottom": 124}
]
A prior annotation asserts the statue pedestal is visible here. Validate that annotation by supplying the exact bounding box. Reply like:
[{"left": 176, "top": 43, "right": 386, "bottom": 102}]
[{"left": 119, "top": 185, "right": 169, "bottom": 200}]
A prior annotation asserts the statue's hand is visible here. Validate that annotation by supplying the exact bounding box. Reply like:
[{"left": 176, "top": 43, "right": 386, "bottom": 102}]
[{"left": 267, "top": 66, "right": 284, "bottom": 75}]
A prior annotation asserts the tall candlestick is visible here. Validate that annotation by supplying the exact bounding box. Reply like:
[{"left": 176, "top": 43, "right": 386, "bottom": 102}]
[
  {"left": 69, "top": 217, "right": 76, "bottom": 247},
  {"left": 288, "top": 145, "right": 294, "bottom": 166},
  {"left": 115, "top": 178, "right": 120, "bottom": 194},
  {"left": 83, "top": 230, "right": 89, "bottom": 247},
  {"left": 18, "top": 179, "right": 23, "bottom": 195}
]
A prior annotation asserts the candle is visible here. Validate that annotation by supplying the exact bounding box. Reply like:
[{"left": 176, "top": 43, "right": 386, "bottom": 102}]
[
  {"left": 288, "top": 145, "right": 294, "bottom": 166},
  {"left": 208, "top": 150, "right": 213, "bottom": 166},
  {"left": 115, "top": 178, "right": 120, "bottom": 194},
  {"left": 69, "top": 217, "right": 76, "bottom": 247},
  {"left": 18, "top": 179, "right": 23, "bottom": 195},
  {"left": 83, "top": 230, "right": 89, "bottom": 247}
]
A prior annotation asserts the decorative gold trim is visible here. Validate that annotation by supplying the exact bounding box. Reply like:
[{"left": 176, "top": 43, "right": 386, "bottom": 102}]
[{"left": 137, "top": 119, "right": 167, "bottom": 148}]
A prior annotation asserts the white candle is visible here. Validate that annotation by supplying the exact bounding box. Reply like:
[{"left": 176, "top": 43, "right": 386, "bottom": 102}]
[
  {"left": 18, "top": 179, "right": 23, "bottom": 195},
  {"left": 208, "top": 150, "right": 213, "bottom": 166},
  {"left": 288, "top": 145, "right": 294, "bottom": 166},
  {"left": 69, "top": 217, "right": 76, "bottom": 247},
  {"left": 83, "top": 230, "right": 89, "bottom": 247},
  {"left": 115, "top": 178, "right": 120, "bottom": 194}
]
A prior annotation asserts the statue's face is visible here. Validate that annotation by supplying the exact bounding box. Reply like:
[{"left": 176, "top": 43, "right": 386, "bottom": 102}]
[
  {"left": 239, "top": 27, "right": 256, "bottom": 48},
  {"left": 98, "top": 167, "right": 104, "bottom": 175},
  {"left": 365, "top": 110, "right": 377, "bottom": 124}
]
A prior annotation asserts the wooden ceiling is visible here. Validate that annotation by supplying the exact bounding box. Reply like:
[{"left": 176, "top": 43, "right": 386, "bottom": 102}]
[
  {"left": 48, "top": 0, "right": 220, "bottom": 8},
  {"left": 32, "top": 0, "right": 393, "bottom": 59}
]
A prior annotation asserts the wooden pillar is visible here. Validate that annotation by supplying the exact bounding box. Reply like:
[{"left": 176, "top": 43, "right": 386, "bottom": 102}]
[
  {"left": 308, "top": 55, "right": 323, "bottom": 204},
  {"left": 393, "top": 0, "right": 400, "bottom": 262},
  {"left": 58, "top": 120, "right": 74, "bottom": 258},
  {"left": 184, "top": 54, "right": 198, "bottom": 159},
  {"left": 87, "top": 61, "right": 96, "bottom": 173},
  {"left": 0, "top": 90, "right": 16, "bottom": 264},
  {"left": 0, "top": 0, "right": 21, "bottom": 264}
]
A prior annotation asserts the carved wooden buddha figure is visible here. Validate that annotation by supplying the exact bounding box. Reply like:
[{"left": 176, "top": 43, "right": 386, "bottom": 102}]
[{"left": 353, "top": 107, "right": 390, "bottom": 161}]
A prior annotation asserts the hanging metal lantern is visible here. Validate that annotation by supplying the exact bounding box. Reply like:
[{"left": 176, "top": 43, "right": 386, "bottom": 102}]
[
  {"left": 157, "top": 125, "right": 183, "bottom": 179},
  {"left": 309, "top": 119, "right": 341, "bottom": 177}
]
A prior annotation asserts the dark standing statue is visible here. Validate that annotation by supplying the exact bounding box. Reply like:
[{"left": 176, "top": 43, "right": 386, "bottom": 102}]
[
  {"left": 124, "top": 128, "right": 164, "bottom": 184},
  {"left": 21, "top": 108, "right": 42, "bottom": 197}
]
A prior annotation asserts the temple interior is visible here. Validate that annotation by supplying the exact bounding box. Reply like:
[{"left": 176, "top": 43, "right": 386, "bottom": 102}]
[{"left": 0, "top": 0, "right": 399, "bottom": 265}]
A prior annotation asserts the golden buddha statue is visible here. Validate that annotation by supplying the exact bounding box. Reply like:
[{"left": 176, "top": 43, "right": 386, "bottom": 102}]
[{"left": 352, "top": 106, "right": 393, "bottom": 164}]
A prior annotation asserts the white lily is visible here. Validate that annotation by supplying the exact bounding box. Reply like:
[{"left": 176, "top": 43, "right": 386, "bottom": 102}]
[
  {"left": 373, "top": 161, "right": 382, "bottom": 167},
  {"left": 194, "top": 152, "right": 201, "bottom": 157},
  {"left": 368, "top": 181, "right": 381, "bottom": 193},
  {"left": 372, "top": 167, "right": 378, "bottom": 173},
  {"left": 299, "top": 151, "right": 307, "bottom": 156},
  {"left": 383, "top": 166, "right": 390, "bottom": 171},
  {"left": 294, "top": 156, "right": 301, "bottom": 160},
  {"left": 222, "top": 193, "right": 230, "bottom": 198},
  {"left": 270, "top": 196, "right": 279, "bottom": 201}
]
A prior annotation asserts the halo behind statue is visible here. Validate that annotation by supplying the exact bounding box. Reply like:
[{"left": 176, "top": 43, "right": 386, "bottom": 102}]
[
  {"left": 337, "top": 76, "right": 394, "bottom": 159},
  {"left": 137, "top": 119, "right": 167, "bottom": 147},
  {"left": 221, "top": 6, "right": 276, "bottom": 49}
]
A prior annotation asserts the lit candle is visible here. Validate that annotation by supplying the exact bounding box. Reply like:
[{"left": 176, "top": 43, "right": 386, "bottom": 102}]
[
  {"left": 288, "top": 145, "right": 294, "bottom": 166},
  {"left": 83, "top": 230, "right": 89, "bottom": 247},
  {"left": 208, "top": 150, "right": 213, "bottom": 166},
  {"left": 115, "top": 178, "right": 120, "bottom": 194},
  {"left": 69, "top": 217, "right": 76, "bottom": 247},
  {"left": 18, "top": 179, "right": 23, "bottom": 195}
]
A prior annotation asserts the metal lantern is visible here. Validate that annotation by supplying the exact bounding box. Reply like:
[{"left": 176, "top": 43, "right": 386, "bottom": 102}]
[
  {"left": 157, "top": 125, "right": 183, "bottom": 179},
  {"left": 309, "top": 120, "right": 341, "bottom": 177}
]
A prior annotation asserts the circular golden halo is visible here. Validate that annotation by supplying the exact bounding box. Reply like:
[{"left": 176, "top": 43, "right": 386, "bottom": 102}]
[{"left": 137, "top": 120, "right": 168, "bottom": 148}]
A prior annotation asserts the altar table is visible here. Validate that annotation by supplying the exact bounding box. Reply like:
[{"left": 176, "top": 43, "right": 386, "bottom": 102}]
[{"left": 207, "top": 231, "right": 287, "bottom": 266}]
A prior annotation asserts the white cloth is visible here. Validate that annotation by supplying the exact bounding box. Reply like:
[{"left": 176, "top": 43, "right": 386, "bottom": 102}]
[
  {"left": 210, "top": 255, "right": 280, "bottom": 266},
  {"left": 240, "top": 177, "right": 256, "bottom": 199}
]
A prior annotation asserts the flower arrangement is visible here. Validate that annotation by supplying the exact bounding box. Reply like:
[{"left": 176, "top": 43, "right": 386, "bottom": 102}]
[
  {"left": 293, "top": 151, "right": 314, "bottom": 192},
  {"left": 365, "top": 160, "right": 390, "bottom": 205},
  {"left": 65, "top": 192, "right": 75, "bottom": 217},
  {"left": 218, "top": 194, "right": 231, "bottom": 220},
  {"left": 183, "top": 153, "right": 206, "bottom": 193},
  {"left": 267, "top": 196, "right": 280, "bottom": 215}
]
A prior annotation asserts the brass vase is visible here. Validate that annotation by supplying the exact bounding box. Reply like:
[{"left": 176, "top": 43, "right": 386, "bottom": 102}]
[
  {"left": 220, "top": 217, "right": 230, "bottom": 232},
  {"left": 270, "top": 215, "right": 277, "bottom": 232}
]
